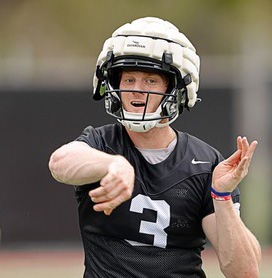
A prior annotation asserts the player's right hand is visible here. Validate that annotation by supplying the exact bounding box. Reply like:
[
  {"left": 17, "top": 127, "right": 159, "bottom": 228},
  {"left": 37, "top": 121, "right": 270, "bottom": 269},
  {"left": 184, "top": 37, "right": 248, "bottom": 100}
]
[{"left": 88, "top": 155, "right": 135, "bottom": 215}]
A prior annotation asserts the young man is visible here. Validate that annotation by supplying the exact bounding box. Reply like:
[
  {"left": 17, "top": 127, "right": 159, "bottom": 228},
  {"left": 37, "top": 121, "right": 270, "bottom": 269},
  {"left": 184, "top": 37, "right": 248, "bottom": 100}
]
[{"left": 49, "top": 17, "right": 261, "bottom": 277}]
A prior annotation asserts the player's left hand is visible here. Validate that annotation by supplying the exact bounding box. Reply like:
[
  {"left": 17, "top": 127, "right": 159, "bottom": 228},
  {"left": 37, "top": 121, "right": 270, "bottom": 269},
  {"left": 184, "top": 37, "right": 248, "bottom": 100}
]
[{"left": 212, "top": 136, "right": 258, "bottom": 193}]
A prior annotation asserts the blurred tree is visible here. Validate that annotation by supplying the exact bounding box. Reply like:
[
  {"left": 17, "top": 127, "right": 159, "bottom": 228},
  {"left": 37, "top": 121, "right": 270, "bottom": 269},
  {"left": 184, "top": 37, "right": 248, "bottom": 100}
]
[{"left": 0, "top": 0, "right": 271, "bottom": 58}]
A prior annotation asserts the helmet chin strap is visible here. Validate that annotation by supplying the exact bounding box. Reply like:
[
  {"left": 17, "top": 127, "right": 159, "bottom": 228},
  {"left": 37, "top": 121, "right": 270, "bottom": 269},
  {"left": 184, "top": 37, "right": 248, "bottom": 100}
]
[{"left": 119, "top": 106, "right": 177, "bottom": 133}]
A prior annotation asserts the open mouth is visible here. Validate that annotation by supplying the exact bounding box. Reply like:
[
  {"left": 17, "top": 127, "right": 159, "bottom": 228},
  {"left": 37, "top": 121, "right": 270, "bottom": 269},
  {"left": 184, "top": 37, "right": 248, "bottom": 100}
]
[{"left": 131, "top": 101, "right": 146, "bottom": 107}]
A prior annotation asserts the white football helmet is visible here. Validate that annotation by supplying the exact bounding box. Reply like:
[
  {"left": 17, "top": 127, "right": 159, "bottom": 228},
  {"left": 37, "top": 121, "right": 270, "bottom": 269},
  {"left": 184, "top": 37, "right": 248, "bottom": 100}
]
[{"left": 93, "top": 17, "right": 200, "bottom": 132}]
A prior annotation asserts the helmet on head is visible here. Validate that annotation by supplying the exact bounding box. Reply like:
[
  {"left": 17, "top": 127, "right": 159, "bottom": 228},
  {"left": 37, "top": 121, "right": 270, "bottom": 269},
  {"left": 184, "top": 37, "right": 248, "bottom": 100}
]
[{"left": 93, "top": 17, "right": 200, "bottom": 132}]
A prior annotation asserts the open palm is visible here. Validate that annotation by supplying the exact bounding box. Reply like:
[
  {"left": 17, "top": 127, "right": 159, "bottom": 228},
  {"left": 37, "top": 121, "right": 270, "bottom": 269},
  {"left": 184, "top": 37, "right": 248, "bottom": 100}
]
[{"left": 212, "top": 137, "right": 258, "bottom": 193}]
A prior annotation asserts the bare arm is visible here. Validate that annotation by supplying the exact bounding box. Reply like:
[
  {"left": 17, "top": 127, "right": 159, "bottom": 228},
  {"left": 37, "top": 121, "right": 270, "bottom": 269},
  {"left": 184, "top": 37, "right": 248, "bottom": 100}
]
[
  {"left": 202, "top": 137, "right": 261, "bottom": 278},
  {"left": 48, "top": 141, "right": 135, "bottom": 215},
  {"left": 203, "top": 205, "right": 261, "bottom": 278},
  {"left": 49, "top": 141, "right": 118, "bottom": 185}
]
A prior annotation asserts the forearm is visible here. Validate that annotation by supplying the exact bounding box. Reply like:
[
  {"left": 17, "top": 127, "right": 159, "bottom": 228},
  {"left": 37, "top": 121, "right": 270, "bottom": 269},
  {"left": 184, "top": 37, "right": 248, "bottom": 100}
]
[
  {"left": 213, "top": 200, "right": 261, "bottom": 278},
  {"left": 49, "top": 142, "right": 121, "bottom": 185}
]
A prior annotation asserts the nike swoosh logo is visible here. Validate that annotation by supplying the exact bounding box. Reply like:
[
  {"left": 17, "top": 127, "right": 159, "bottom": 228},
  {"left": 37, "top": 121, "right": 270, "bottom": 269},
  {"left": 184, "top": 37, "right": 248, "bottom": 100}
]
[{"left": 191, "top": 158, "right": 211, "bottom": 164}]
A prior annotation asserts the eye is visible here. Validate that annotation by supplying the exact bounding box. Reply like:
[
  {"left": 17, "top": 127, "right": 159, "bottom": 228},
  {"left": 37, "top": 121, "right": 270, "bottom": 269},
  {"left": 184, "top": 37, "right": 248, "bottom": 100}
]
[
  {"left": 123, "top": 77, "right": 135, "bottom": 84},
  {"left": 145, "top": 78, "right": 156, "bottom": 85}
]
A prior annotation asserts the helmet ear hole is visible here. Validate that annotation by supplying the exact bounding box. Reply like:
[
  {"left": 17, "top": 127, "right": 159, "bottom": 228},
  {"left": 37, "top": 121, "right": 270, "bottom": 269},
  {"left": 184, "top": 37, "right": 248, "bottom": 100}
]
[
  {"left": 161, "top": 95, "right": 177, "bottom": 117},
  {"left": 105, "top": 93, "right": 121, "bottom": 114},
  {"left": 176, "top": 88, "right": 187, "bottom": 114}
]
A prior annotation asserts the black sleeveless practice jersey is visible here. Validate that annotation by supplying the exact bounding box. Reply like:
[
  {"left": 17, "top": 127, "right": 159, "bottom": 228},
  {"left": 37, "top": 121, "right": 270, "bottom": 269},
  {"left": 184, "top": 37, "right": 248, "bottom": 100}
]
[{"left": 75, "top": 123, "right": 240, "bottom": 278}]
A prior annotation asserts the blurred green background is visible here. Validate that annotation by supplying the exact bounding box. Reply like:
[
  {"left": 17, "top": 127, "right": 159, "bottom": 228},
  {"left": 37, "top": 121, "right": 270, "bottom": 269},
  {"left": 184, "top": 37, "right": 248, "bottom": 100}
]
[{"left": 0, "top": 0, "right": 271, "bottom": 276}]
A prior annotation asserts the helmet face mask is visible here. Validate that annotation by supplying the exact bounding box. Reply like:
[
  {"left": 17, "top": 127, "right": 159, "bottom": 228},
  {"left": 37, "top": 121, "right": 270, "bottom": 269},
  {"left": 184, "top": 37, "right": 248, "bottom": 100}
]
[{"left": 93, "top": 17, "right": 200, "bottom": 132}]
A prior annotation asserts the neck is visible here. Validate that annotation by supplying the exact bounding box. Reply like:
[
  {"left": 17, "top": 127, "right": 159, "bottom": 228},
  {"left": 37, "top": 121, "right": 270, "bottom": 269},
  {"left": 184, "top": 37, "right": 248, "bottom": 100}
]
[{"left": 126, "top": 126, "right": 176, "bottom": 149}]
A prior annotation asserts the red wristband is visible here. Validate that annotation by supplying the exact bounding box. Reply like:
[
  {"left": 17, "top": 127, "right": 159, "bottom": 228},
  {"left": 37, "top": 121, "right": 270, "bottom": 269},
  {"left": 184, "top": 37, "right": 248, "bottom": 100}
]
[
  {"left": 211, "top": 187, "right": 231, "bottom": 201},
  {"left": 211, "top": 191, "right": 232, "bottom": 201}
]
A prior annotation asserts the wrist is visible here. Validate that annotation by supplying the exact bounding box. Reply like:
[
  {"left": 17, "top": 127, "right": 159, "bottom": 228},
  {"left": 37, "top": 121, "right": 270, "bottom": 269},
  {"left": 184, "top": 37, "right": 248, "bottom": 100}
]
[{"left": 211, "top": 186, "right": 231, "bottom": 201}]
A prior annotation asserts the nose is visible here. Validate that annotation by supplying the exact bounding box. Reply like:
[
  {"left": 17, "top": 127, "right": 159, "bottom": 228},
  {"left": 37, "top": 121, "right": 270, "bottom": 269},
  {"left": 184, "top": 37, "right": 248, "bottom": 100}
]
[{"left": 132, "top": 80, "right": 145, "bottom": 94}]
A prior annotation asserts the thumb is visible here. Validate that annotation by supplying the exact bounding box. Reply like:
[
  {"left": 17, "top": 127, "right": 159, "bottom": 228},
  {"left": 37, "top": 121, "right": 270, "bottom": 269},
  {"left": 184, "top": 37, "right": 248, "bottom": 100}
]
[{"left": 104, "top": 208, "right": 113, "bottom": 216}]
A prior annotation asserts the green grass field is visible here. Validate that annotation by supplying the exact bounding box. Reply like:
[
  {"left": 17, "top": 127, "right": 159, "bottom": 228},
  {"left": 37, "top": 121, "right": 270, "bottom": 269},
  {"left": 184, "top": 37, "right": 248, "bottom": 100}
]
[{"left": 0, "top": 246, "right": 271, "bottom": 277}]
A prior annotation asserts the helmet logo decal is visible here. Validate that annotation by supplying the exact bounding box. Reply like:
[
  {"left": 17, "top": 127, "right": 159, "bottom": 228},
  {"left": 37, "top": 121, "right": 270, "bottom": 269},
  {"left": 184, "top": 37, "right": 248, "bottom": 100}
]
[{"left": 127, "top": 40, "right": 146, "bottom": 48}]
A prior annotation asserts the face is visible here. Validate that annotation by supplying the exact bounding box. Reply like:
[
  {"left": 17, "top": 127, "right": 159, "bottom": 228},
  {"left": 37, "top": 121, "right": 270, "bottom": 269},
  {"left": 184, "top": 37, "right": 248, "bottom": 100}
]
[{"left": 119, "top": 70, "right": 168, "bottom": 114}]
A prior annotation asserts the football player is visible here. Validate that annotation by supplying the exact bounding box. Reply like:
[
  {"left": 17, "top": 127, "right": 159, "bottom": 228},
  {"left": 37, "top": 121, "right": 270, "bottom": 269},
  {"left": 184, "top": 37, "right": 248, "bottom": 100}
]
[{"left": 49, "top": 17, "right": 261, "bottom": 278}]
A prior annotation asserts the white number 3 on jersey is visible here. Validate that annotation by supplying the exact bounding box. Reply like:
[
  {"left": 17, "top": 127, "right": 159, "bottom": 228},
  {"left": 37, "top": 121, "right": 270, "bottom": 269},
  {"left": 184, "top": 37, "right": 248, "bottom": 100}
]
[{"left": 129, "top": 194, "right": 170, "bottom": 248}]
